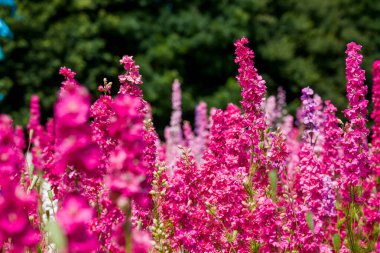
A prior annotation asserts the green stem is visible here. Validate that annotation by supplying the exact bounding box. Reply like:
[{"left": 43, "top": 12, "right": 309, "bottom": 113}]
[{"left": 124, "top": 203, "right": 132, "bottom": 253}]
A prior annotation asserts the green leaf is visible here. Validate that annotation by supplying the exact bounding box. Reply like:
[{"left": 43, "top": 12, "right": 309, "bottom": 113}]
[
  {"left": 48, "top": 190, "right": 54, "bottom": 201},
  {"left": 306, "top": 211, "right": 314, "bottom": 232},
  {"left": 332, "top": 233, "right": 341, "bottom": 251},
  {"left": 46, "top": 221, "right": 67, "bottom": 250},
  {"left": 231, "top": 230, "right": 237, "bottom": 242},
  {"left": 269, "top": 169, "right": 278, "bottom": 201},
  {"left": 27, "top": 175, "right": 38, "bottom": 193}
]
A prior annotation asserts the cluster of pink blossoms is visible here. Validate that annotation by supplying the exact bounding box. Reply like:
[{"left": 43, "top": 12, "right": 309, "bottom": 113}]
[
  {"left": 0, "top": 115, "right": 40, "bottom": 252},
  {"left": 371, "top": 60, "right": 380, "bottom": 176},
  {"left": 0, "top": 37, "right": 379, "bottom": 253}
]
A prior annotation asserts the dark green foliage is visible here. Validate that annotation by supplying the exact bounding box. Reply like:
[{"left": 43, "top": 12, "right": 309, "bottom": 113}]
[{"left": 1, "top": 0, "right": 380, "bottom": 132}]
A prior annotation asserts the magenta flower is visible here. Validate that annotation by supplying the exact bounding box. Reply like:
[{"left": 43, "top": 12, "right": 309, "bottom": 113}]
[
  {"left": 234, "top": 36, "right": 266, "bottom": 126},
  {"left": 59, "top": 66, "right": 76, "bottom": 79},
  {"left": 0, "top": 115, "right": 24, "bottom": 186},
  {"left": 234, "top": 36, "right": 268, "bottom": 181},
  {"left": 118, "top": 55, "right": 143, "bottom": 97},
  {"left": 56, "top": 193, "right": 98, "bottom": 253},
  {"left": 90, "top": 95, "right": 117, "bottom": 177},
  {"left": 321, "top": 100, "right": 343, "bottom": 176},
  {"left": 341, "top": 42, "right": 370, "bottom": 198},
  {"left": 57, "top": 194, "right": 94, "bottom": 234},
  {"left": 163, "top": 149, "right": 204, "bottom": 251},
  {"left": 54, "top": 83, "right": 101, "bottom": 176},
  {"left": 131, "top": 229, "right": 152, "bottom": 253},
  {"left": 59, "top": 66, "right": 78, "bottom": 89},
  {"left": 371, "top": 60, "right": 380, "bottom": 176},
  {"left": 27, "top": 95, "right": 41, "bottom": 134},
  {"left": 55, "top": 86, "right": 90, "bottom": 129},
  {"left": 197, "top": 104, "right": 252, "bottom": 251},
  {"left": 107, "top": 94, "right": 148, "bottom": 204},
  {"left": 14, "top": 126, "right": 25, "bottom": 150}
]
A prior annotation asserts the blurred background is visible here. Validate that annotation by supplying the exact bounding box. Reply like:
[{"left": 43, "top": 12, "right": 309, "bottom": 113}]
[{"left": 1, "top": 0, "right": 380, "bottom": 134}]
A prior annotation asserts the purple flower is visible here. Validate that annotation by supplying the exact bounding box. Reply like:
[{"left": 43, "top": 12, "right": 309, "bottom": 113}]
[{"left": 301, "top": 87, "right": 318, "bottom": 141}]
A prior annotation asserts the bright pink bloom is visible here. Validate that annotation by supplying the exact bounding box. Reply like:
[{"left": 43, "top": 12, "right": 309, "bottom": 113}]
[
  {"left": 56, "top": 193, "right": 99, "bottom": 253},
  {"left": 234, "top": 36, "right": 268, "bottom": 183},
  {"left": 54, "top": 84, "right": 101, "bottom": 176},
  {"left": 321, "top": 100, "right": 343, "bottom": 176},
  {"left": 298, "top": 144, "right": 326, "bottom": 216},
  {"left": 59, "top": 66, "right": 78, "bottom": 89},
  {"left": 234, "top": 36, "right": 266, "bottom": 123},
  {"left": 341, "top": 42, "right": 370, "bottom": 201},
  {"left": 90, "top": 95, "right": 117, "bottom": 174},
  {"left": 131, "top": 230, "right": 152, "bottom": 253},
  {"left": 27, "top": 95, "right": 55, "bottom": 174},
  {"left": 118, "top": 55, "right": 143, "bottom": 97},
  {"left": 108, "top": 222, "right": 152, "bottom": 253},
  {"left": 0, "top": 115, "right": 24, "bottom": 186},
  {"left": 163, "top": 149, "right": 203, "bottom": 251},
  {"left": 107, "top": 94, "right": 147, "bottom": 204},
  {"left": 0, "top": 117, "right": 40, "bottom": 251},
  {"left": 27, "top": 95, "right": 41, "bottom": 134},
  {"left": 14, "top": 126, "right": 25, "bottom": 150},
  {"left": 59, "top": 66, "right": 76, "bottom": 79},
  {"left": 371, "top": 60, "right": 380, "bottom": 176},
  {"left": 0, "top": 186, "right": 40, "bottom": 252},
  {"left": 197, "top": 104, "right": 252, "bottom": 251}
]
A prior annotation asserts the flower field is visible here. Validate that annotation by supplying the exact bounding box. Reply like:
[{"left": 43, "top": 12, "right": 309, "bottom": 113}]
[{"left": 0, "top": 36, "right": 379, "bottom": 252}]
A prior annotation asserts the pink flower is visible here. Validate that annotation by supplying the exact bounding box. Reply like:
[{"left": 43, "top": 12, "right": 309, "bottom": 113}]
[
  {"left": 234, "top": 36, "right": 268, "bottom": 181},
  {"left": 163, "top": 149, "right": 204, "bottom": 251},
  {"left": 14, "top": 126, "right": 25, "bottom": 150},
  {"left": 321, "top": 100, "right": 343, "bottom": 177},
  {"left": 341, "top": 42, "right": 370, "bottom": 200},
  {"left": 106, "top": 94, "right": 148, "bottom": 205},
  {"left": 0, "top": 115, "right": 24, "bottom": 186},
  {"left": 54, "top": 83, "right": 100, "bottom": 176},
  {"left": 371, "top": 60, "right": 380, "bottom": 176},
  {"left": 59, "top": 66, "right": 78, "bottom": 89},
  {"left": 234, "top": 36, "right": 266, "bottom": 125},
  {"left": 90, "top": 95, "right": 117, "bottom": 175},
  {"left": 56, "top": 193, "right": 98, "bottom": 253},
  {"left": 57, "top": 194, "right": 94, "bottom": 234},
  {"left": 195, "top": 104, "right": 252, "bottom": 251},
  {"left": 59, "top": 67, "right": 76, "bottom": 79},
  {"left": 55, "top": 86, "right": 90, "bottom": 129},
  {"left": 27, "top": 95, "right": 41, "bottom": 134},
  {"left": 131, "top": 230, "right": 152, "bottom": 253},
  {"left": 118, "top": 55, "right": 143, "bottom": 97},
  {"left": 0, "top": 185, "right": 40, "bottom": 251}
]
